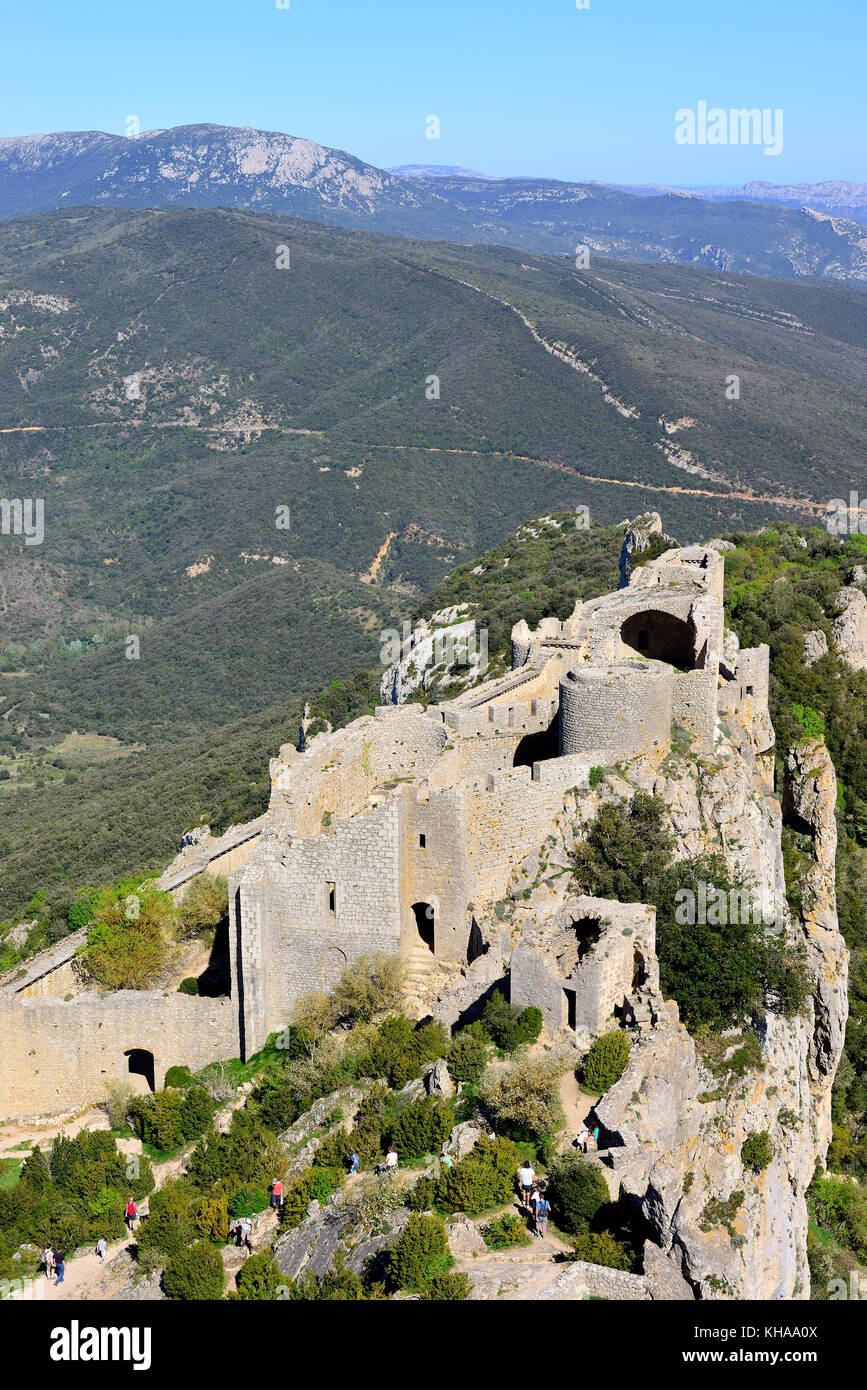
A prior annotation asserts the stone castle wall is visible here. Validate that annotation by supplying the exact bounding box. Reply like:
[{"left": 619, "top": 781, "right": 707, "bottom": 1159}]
[{"left": 0, "top": 992, "right": 236, "bottom": 1121}]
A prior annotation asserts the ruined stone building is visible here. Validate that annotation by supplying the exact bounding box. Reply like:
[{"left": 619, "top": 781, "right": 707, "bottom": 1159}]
[{"left": 0, "top": 538, "right": 774, "bottom": 1115}]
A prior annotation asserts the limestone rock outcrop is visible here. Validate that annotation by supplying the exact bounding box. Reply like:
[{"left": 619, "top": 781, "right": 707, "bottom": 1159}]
[{"left": 832, "top": 586, "right": 867, "bottom": 670}]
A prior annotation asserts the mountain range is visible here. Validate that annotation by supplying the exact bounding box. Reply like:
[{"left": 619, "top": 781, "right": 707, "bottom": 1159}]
[{"left": 2, "top": 124, "right": 867, "bottom": 283}]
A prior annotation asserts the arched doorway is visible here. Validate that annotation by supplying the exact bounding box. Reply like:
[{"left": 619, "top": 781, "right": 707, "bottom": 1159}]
[
  {"left": 621, "top": 610, "right": 696, "bottom": 669},
  {"left": 412, "top": 901, "right": 436, "bottom": 953},
  {"left": 125, "top": 1049, "right": 155, "bottom": 1093}
]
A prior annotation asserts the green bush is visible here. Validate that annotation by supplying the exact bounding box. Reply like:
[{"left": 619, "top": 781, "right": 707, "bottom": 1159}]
[
  {"left": 79, "top": 882, "right": 174, "bottom": 990},
  {"left": 481, "top": 992, "right": 543, "bottom": 1051},
  {"left": 482, "top": 1212, "right": 531, "bottom": 1249},
  {"left": 187, "top": 1111, "right": 284, "bottom": 1192},
  {"left": 366, "top": 1015, "right": 450, "bottom": 1088},
  {"left": 226, "top": 1186, "right": 270, "bottom": 1219},
  {"left": 176, "top": 873, "right": 227, "bottom": 938},
  {"left": 164, "top": 1065, "right": 194, "bottom": 1089},
  {"left": 447, "top": 1030, "right": 488, "bottom": 1085},
  {"left": 547, "top": 1152, "right": 610, "bottom": 1235},
  {"left": 128, "top": 1086, "right": 213, "bottom": 1152},
  {"left": 567, "top": 1230, "right": 631, "bottom": 1269},
  {"left": 388, "top": 1097, "right": 453, "bottom": 1162},
  {"left": 178, "top": 977, "right": 199, "bottom": 996},
  {"left": 163, "top": 1240, "right": 225, "bottom": 1301},
  {"left": 137, "top": 1181, "right": 197, "bottom": 1259},
  {"left": 390, "top": 1213, "right": 452, "bottom": 1291},
  {"left": 583, "top": 1031, "right": 631, "bottom": 1094},
  {"left": 432, "top": 1136, "right": 520, "bottom": 1216},
  {"left": 741, "top": 1131, "right": 775, "bottom": 1173},
  {"left": 234, "top": 1251, "right": 283, "bottom": 1301},
  {"left": 426, "top": 1270, "right": 471, "bottom": 1300},
  {"left": 195, "top": 1196, "right": 229, "bottom": 1244}
]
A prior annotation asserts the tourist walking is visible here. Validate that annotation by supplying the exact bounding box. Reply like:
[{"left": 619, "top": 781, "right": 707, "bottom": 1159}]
[
  {"left": 348, "top": 1151, "right": 359, "bottom": 1174},
  {"left": 54, "top": 1250, "right": 65, "bottom": 1286},
  {"left": 125, "top": 1197, "right": 138, "bottom": 1231},
  {"left": 43, "top": 1245, "right": 55, "bottom": 1280},
  {"left": 518, "top": 1161, "right": 535, "bottom": 1208},
  {"left": 270, "top": 1178, "right": 284, "bottom": 1210},
  {"left": 532, "top": 1189, "right": 550, "bottom": 1238},
  {"left": 96, "top": 1237, "right": 107, "bottom": 1262}
]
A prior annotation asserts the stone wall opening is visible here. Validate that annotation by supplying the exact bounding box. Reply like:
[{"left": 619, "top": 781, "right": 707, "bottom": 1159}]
[
  {"left": 621, "top": 610, "right": 696, "bottom": 670},
  {"left": 563, "top": 987, "right": 577, "bottom": 1031},
  {"left": 513, "top": 717, "right": 559, "bottom": 768},
  {"left": 125, "top": 1048, "right": 155, "bottom": 1093},
  {"left": 412, "top": 901, "right": 436, "bottom": 953}
]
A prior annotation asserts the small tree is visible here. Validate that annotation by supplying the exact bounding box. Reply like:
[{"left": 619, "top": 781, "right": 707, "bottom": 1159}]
[
  {"left": 176, "top": 873, "right": 228, "bottom": 939},
  {"left": 235, "top": 1251, "right": 282, "bottom": 1300},
  {"left": 447, "top": 1030, "right": 488, "bottom": 1085},
  {"left": 480, "top": 1052, "right": 567, "bottom": 1140},
  {"left": 547, "top": 1152, "right": 610, "bottom": 1235},
  {"left": 390, "top": 1213, "right": 452, "bottom": 1291},
  {"left": 583, "top": 1031, "right": 631, "bottom": 1094},
  {"left": 163, "top": 1241, "right": 225, "bottom": 1301},
  {"left": 331, "top": 953, "right": 404, "bottom": 1022},
  {"left": 195, "top": 1196, "right": 229, "bottom": 1244}
]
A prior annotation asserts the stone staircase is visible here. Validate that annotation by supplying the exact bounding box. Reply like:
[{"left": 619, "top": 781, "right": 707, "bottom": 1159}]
[{"left": 402, "top": 946, "right": 444, "bottom": 1016}]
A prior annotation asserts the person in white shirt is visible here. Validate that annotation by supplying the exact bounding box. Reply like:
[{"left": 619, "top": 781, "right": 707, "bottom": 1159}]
[{"left": 518, "top": 1162, "right": 535, "bottom": 1207}]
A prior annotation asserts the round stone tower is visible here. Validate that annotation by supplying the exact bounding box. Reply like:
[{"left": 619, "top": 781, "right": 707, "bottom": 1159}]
[{"left": 558, "top": 662, "right": 673, "bottom": 759}]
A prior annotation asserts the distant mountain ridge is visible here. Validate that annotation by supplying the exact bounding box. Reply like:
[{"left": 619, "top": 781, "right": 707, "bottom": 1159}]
[
  {"left": 609, "top": 179, "right": 867, "bottom": 224},
  {"left": 2, "top": 123, "right": 867, "bottom": 283}
]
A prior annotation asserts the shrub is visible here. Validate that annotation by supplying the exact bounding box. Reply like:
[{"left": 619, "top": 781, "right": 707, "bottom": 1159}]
[
  {"left": 433, "top": 1137, "right": 521, "bottom": 1216},
  {"left": 366, "top": 1015, "right": 450, "bottom": 1088},
  {"left": 741, "top": 1131, "right": 775, "bottom": 1173},
  {"left": 406, "top": 1176, "right": 437, "bottom": 1212},
  {"left": 104, "top": 1081, "right": 134, "bottom": 1130},
  {"left": 227, "top": 1186, "right": 270, "bottom": 1219},
  {"left": 447, "top": 1030, "right": 488, "bottom": 1085},
  {"left": 80, "top": 882, "right": 174, "bottom": 990},
  {"left": 481, "top": 992, "right": 543, "bottom": 1051},
  {"left": 547, "top": 1152, "right": 610, "bottom": 1234},
  {"left": 195, "top": 1196, "right": 229, "bottom": 1244},
  {"left": 176, "top": 873, "right": 228, "bottom": 938},
  {"left": 234, "top": 1251, "right": 282, "bottom": 1301},
  {"left": 426, "top": 1271, "right": 471, "bottom": 1300},
  {"left": 583, "top": 1032, "right": 631, "bottom": 1094},
  {"left": 390, "top": 1213, "right": 452, "bottom": 1291},
  {"left": 187, "top": 1111, "right": 284, "bottom": 1192},
  {"left": 588, "top": 766, "right": 605, "bottom": 788},
  {"left": 331, "top": 953, "right": 404, "bottom": 1023},
  {"left": 178, "top": 977, "right": 199, "bottom": 996},
  {"left": 480, "top": 1052, "right": 567, "bottom": 1140},
  {"left": 567, "top": 1230, "right": 632, "bottom": 1269},
  {"left": 482, "top": 1212, "right": 531, "bottom": 1250},
  {"left": 137, "top": 1181, "right": 197, "bottom": 1259},
  {"left": 164, "top": 1066, "right": 194, "bottom": 1089},
  {"left": 388, "top": 1097, "right": 453, "bottom": 1162},
  {"left": 163, "top": 1240, "right": 225, "bottom": 1301},
  {"left": 129, "top": 1086, "right": 213, "bottom": 1152},
  {"left": 290, "top": 989, "right": 337, "bottom": 1046}
]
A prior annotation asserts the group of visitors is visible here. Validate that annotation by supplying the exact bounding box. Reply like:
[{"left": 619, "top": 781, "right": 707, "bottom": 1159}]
[
  {"left": 575, "top": 1125, "right": 600, "bottom": 1154},
  {"left": 516, "top": 1161, "right": 551, "bottom": 1237},
  {"left": 42, "top": 1245, "right": 65, "bottom": 1285}
]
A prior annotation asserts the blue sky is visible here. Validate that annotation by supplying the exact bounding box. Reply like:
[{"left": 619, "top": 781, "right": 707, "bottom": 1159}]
[{"left": 1, "top": 0, "right": 863, "bottom": 184}]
